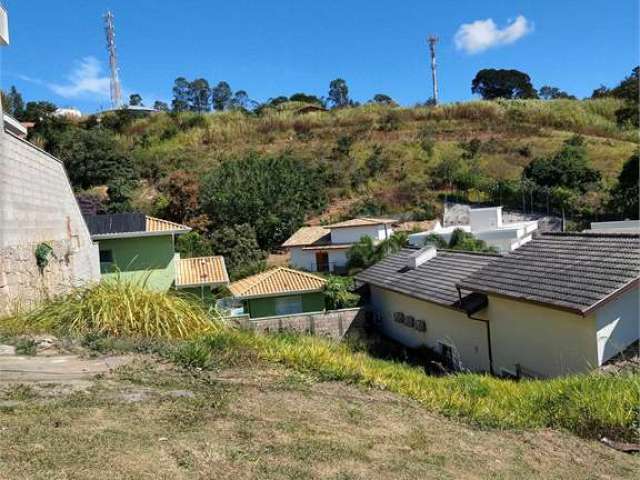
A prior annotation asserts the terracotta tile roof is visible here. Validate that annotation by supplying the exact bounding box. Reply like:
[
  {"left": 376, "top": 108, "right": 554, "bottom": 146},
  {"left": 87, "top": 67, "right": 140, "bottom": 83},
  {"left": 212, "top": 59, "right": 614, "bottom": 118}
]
[
  {"left": 302, "top": 243, "right": 353, "bottom": 251},
  {"left": 175, "top": 256, "right": 229, "bottom": 288},
  {"left": 229, "top": 267, "right": 327, "bottom": 299},
  {"left": 282, "top": 226, "right": 331, "bottom": 247},
  {"left": 327, "top": 217, "right": 396, "bottom": 229},
  {"left": 458, "top": 233, "right": 640, "bottom": 314},
  {"left": 146, "top": 216, "right": 191, "bottom": 233}
]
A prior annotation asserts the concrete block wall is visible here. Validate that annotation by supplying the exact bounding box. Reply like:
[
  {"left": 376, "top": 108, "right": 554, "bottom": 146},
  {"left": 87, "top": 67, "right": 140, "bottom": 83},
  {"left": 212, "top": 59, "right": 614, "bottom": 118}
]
[
  {"left": 0, "top": 131, "right": 100, "bottom": 314},
  {"left": 234, "top": 308, "right": 366, "bottom": 340}
]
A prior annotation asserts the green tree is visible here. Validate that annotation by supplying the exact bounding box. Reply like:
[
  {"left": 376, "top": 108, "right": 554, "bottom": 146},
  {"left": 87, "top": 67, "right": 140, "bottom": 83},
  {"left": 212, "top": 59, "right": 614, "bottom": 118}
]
[
  {"left": 176, "top": 231, "right": 213, "bottom": 258},
  {"left": 209, "top": 224, "right": 267, "bottom": 280},
  {"left": 158, "top": 170, "right": 200, "bottom": 223},
  {"left": 538, "top": 85, "right": 575, "bottom": 100},
  {"left": 447, "top": 229, "right": 497, "bottom": 253},
  {"left": 2, "top": 86, "right": 25, "bottom": 118},
  {"left": 590, "top": 67, "right": 639, "bottom": 127},
  {"left": 371, "top": 94, "right": 396, "bottom": 106},
  {"left": 189, "top": 78, "right": 211, "bottom": 113},
  {"left": 328, "top": 78, "right": 350, "bottom": 108},
  {"left": 211, "top": 81, "right": 232, "bottom": 111},
  {"left": 346, "top": 232, "right": 407, "bottom": 271},
  {"left": 129, "top": 93, "right": 143, "bottom": 106},
  {"left": 53, "top": 127, "right": 136, "bottom": 190},
  {"left": 471, "top": 69, "right": 538, "bottom": 100},
  {"left": 172, "top": 77, "right": 190, "bottom": 112},
  {"left": 229, "top": 90, "right": 253, "bottom": 111},
  {"left": 323, "top": 276, "right": 359, "bottom": 310},
  {"left": 550, "top": 186, "right": 578, "bottom": 230},
  {"left": 289, "top": 92, "right": 324, "bottom": 106},
  {"left": 608, "top": 152, "right": 639, "bottom": 219},
  {"left": 20, "top": 100, "right": 57, "bottom": 122},
  {"left": 153, "top": 100, "right": 169, "bottom": 112},
  {"left": 523, "top": 135, "right": 600, "bottom": 193},
  {"left": 200, "top": 154, "right": 328, "bottom": 249}
]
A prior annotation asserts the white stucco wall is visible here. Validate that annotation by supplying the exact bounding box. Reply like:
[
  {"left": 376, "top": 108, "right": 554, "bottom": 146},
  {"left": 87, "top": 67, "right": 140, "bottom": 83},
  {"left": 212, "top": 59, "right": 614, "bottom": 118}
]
[
  {"left": 594, "top": 286, "right": 640, "bottom": 364},
  {"left": 0, "top": 132, "right": 100, "bottom": 313},
  {"left": 289, "top": 247, "right": 317, "bottom": 271},
  {"left": 486, "top": 296, "right": 598, "bottom": 377},
  {"left": 330, "top": 225, "right": 392, "bottom": 244},
  {"left": 369, "top": 286, "right": 491, "bottom": 372}
]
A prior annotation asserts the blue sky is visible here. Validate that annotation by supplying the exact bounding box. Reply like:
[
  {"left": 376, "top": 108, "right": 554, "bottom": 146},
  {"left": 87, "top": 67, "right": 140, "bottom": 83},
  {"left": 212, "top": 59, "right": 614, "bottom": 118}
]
[{"left": 1, "top": 0, "right": 637, "bottom": 113}]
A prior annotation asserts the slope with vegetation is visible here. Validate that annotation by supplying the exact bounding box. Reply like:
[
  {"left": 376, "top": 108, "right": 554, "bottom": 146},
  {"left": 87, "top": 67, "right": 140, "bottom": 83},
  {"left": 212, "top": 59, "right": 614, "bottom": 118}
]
[{"left": 1, "top": 68, "right": 638, "bottom": 277}]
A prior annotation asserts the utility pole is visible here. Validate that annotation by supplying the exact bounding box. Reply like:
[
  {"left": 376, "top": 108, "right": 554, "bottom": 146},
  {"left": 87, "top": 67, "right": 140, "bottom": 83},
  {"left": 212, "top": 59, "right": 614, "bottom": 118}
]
[
  {"left": 104, "top": 11, "right": 123, "bottom": 109},
  {"left": 427, "top": 35, "right": 439, "bottom": 105}
]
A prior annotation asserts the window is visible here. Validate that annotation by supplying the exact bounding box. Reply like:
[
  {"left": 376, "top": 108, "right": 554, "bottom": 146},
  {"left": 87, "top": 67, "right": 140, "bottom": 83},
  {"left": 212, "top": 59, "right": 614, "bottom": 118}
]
[
  {"left": 275, "top": 296, "right": 303, "bottom": 315},
  {"left": 99, "top": 250, "right": 113, "bottom": 263}
]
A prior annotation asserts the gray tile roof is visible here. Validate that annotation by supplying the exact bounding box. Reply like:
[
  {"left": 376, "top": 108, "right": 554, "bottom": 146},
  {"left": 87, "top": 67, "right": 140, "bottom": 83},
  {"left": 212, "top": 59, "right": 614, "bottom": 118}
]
[
  {"left": 458, "top": 233, "right": 640, "bottom": 314},
  {"left": 355, "top": 248, "right": 499, "bottom": 309}
]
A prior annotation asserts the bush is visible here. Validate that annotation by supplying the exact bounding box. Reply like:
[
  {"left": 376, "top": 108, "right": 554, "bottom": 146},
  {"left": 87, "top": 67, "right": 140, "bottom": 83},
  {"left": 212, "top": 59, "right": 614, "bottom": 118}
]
[
  {"left": 323, "top": 277, "right": 359, "bottom": 310},
  {"left": 5, "top": 280, "right": 222, "bottom": 340}
]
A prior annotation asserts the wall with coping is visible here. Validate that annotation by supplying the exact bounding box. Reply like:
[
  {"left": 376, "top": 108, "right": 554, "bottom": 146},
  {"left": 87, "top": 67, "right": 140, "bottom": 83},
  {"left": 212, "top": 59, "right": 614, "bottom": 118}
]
[{"left": 0, "top": 131, "right": 100, "bottom": 314}]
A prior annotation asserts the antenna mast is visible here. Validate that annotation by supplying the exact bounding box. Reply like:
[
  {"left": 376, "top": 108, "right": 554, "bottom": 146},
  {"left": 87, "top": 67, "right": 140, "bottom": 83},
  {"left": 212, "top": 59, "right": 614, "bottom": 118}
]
[
  {"left": 427, "top": 35, "right": 439, "bottom": 105},
  {"left": 104, "top": 11, "right": 123, "bottom": 109}
]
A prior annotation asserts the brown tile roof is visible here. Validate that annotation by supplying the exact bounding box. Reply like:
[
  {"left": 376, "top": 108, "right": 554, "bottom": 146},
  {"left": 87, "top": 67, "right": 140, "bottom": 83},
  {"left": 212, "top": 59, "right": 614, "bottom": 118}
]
[
  {"left": 229, "top": 267, "right": 327, "bottom": 299},
  {"left": 327, "top": 217, "right": 396, "bottom": 229},
  {"left": 458, "top": 233, "right": 640, "bottom": 314},
  {"left": 146, "top": 216, "right": 191, "bottom": 233},
  {"left": 175, "top": 256, "right": 229, "bottom": 288},
  {"left": 282, "top": 226, "right": 331, "bottom": 248},
  {"left": 302, "top": 243, "right": 353, "bottom": 251}
]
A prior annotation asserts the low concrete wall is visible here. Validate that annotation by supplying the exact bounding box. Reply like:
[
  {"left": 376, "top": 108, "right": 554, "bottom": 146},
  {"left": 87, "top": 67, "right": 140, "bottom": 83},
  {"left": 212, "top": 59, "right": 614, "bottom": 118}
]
[{"left": 233, "top": 308, "right": 367, "bottom": 340}]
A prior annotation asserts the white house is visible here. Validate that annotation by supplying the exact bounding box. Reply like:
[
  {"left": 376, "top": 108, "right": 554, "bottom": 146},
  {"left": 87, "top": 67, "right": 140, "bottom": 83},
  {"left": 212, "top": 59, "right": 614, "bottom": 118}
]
[
  {"left": 358, "top": 232, "right": 640, "bottom": 378},
  {"left": 587, "top": 220, "right": 640, "bottom": 233},
  {"left": 409, "top": 207, "right": 538, "bottom": 252},
  {"left": 283, "top": 218, "right": 395, "bottom": 273}
]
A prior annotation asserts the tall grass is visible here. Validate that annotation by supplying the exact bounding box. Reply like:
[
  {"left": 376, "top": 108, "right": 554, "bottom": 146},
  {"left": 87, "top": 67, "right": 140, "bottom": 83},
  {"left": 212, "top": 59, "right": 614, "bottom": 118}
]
[
  {"left": 193, "top": 331, "right": 640, "bottom": 441},
  {"left": 3, "top": 280, "right": 222, "bottom": 339}
]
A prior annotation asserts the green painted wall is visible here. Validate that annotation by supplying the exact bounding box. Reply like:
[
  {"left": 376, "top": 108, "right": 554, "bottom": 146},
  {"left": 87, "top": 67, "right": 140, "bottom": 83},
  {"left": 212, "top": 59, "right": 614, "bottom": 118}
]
[
  {"left": 98, "top": 235, "right": 177, "bottom": 291},
  {"left": 245, "top": 291, "right": 325, "bottom": 319},
  {"left": 180, "top": 286, "right": 218, "bottom": 308}
]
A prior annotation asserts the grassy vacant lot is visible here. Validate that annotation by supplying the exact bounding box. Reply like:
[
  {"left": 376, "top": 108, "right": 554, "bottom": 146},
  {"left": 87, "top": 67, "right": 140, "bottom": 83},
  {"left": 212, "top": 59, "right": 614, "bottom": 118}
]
[{"left": 1, "top": 358, "right": 639, "bottom": 480}]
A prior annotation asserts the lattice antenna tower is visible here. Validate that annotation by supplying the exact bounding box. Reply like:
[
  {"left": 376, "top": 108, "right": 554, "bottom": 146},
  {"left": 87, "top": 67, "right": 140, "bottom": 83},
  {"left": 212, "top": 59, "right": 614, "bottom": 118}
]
[
  {"left": 427, "top": 35, "right": 439, "bottom": 105},
  {"left": 104, "top": 11, "right": 123, "bottom": 109}
]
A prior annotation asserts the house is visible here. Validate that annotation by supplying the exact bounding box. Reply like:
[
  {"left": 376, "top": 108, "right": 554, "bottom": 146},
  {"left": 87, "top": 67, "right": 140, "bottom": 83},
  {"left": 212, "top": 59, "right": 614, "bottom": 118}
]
[
  {"left": 85, "top": 213, "right": 228, "bottom": 296},
  {"left": 359, "top": 233, "right": 640, "bottom": 378},
  {"left": 355, "top": 247, "right": 500, "bottom": 372},
  {"left": 1, "top": 5, "right": 100, "bottom": 315},
  {"left": 283, "top": 217, "right": 395, "bottom": 273},
  {"left": 458, "top": 232, "right": 639, "bottom": 377},
  {"left": 408, "top": 206, "right": 538, "bottom": 252},
  {"left": 227, "top": 267, "right": 327, "bottom": 319},
  {"left": 587, "top": 220, "right": 640, "bottom": 233}
]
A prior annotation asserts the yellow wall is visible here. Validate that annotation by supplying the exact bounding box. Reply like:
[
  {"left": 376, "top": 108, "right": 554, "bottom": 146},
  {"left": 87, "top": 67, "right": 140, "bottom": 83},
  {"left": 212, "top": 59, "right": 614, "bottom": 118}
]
[
  {"left": 486, "top": 296, "right": 598, "bottom": 377},
  {"left": 370, "top": 286, "right": 491, "bottom": 372}
]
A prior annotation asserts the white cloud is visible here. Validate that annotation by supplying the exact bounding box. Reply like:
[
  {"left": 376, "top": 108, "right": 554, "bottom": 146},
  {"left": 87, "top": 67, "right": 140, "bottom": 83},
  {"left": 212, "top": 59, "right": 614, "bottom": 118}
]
[
  {"left": 454, "top": 15, "right": 533, "bottom": 54},
  {"left": 48, "top": 56, "right": 111, "bottom": 99}
]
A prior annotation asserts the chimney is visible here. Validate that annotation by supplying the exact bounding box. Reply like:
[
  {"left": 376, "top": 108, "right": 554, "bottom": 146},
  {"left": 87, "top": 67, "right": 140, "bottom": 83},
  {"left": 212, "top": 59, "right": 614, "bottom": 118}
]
[{"left": 407, "top": 246, "right": 437, "bottom": 269}]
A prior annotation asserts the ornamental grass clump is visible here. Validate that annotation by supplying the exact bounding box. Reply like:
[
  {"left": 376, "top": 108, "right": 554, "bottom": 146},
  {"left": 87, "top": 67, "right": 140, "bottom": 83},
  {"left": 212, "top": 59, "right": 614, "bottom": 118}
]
[{"left": 5, "top": 279, "right": 222, "bottom": 340}]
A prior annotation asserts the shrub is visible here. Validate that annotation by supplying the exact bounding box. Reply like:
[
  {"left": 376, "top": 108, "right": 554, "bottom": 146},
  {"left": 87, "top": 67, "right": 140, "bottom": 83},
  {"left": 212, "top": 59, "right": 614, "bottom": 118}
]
[
  {"left": 14, "top": 338, "right": 37, "bottom": 356},
  {"left": 323, "top": 277, "right": 359, "bottom": 310},
  {"left": 5, "top": 280, "right": 222, "bottom": 340}
]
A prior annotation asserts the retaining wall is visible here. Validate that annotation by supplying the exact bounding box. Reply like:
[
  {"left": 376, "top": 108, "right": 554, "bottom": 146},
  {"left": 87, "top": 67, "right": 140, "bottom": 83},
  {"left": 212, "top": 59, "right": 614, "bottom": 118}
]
[
  {"left": 233, "top": 308, "right": 367, "bottom": 340},
  {"left": 0, "top": 130, "right": 100, "bottom": 315}
]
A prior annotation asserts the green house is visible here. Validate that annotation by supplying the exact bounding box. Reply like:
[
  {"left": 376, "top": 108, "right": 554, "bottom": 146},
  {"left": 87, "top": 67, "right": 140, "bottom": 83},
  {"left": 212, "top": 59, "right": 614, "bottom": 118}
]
[
  {"left": 228, "top": 267, "right": 327, "bottom": 319},
  {"left": 86, "top": 213, "right": 228, "bottom": 296}
]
